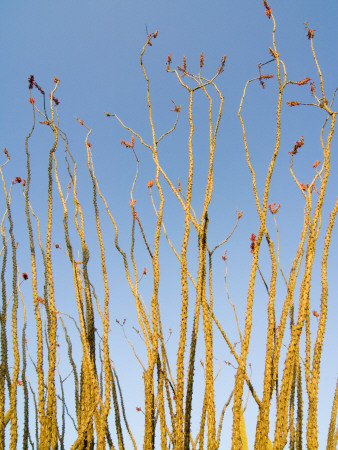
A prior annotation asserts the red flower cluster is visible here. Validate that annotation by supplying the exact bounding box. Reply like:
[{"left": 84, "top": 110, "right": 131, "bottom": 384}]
[
  {"left": 268, "top": 203, "right": 281, "bottom": 214},
  {"left": 287, "top": 101, "right": 301, "bottom": 107},
  {"left": 269, "top": 47, "right": 279, "bottom": 59},
  {"left": 177, "top": 55, "right": 187, "bottom": 73},
  {"left": 121, "top": 136, "right": 135, "bottom": 149},
  {"left": 263, "top": 0, "right": 272, "bottom": 18},
  {"left": 259, "top": 74, "right": 274, "bottom": 89},
  {"left": 200, "top": 52, "right": 205, "bottom": 69},
  {"left": 249, "top": 233, "right": 256, "bottom": 253},
  {"left": 297, "top": 77, "right": 311, "bottom": 86},
  {"left": 305, "top": 23, "right": 315, "bottom": 40},
  {"left": 310, "top": 82, "right": 316, "bottom": 96},
  {"left": 289, "top": 137, "right": 304, "bottom": 155}
]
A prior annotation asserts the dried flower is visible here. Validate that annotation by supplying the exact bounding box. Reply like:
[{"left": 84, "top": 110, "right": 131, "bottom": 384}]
[
  {"left": 3, "top": 148, "right": 10, "bottom": 159},
  {"left": 286, "top": 101, "right": 301, "bottom": 107},
  {"left": 289, "top": 137, "right": 304, "bottom": 155},
  {"left": 300, "top": 183, "right": 309, "bottom": 191},
  {"left": 312, "top": 310, "right": 319, "bottom": 318},
  {"left": 200, "top": 52, "right": 205, "bottom": 69},
  {"left": 200, "top": 359, "right": 204, "bottom": 367},
  {"left": 147, "top": 180, "right": 154, "bottom": 188},
  {"left": 218, "top": 55, "right": 227, "bottom": 74},
  {"left": 53, "top": 76, "right": 60, "bottom": 83},
  {"left": 166, "top": 54, "right": 173, "bottom": 71},
  {"left": 76, "top": 117, "right": 84, "bottom": 126},
  {"left": 152, "top": 30, "right": 158, "bottom": 38},
  {"left": 237, "top": 208, "right": 243, "bottom": 219},
  {"left": 13, "top": 177, "right": 22, "bottom": 184},
  {"left": 297, "top": 77, "right": 311, "bottom": 86},
  {"left": 87, "top": 142, "right": 92, "bottom": 147},
  {"left": 142, "top": 268, "right": 147, "bottom": 275},
  {"left": 54, "top": 243, "right": 60, "bottom": 248},
  {"left": 29, "top": 98, "right": 35, "bottom": 104},
  {"left": 39, "top": 120, "right": 50, "bottom": 125},
  {"left": 104, "top": 111, "right": 112, "bottom": 117},
  {"left": 222, "top": 251, "right": 227, "bottom": 261},
  {"left": 52, "top": 96, "right": 60, "bottom": 105},
  {"left": 170, "top": 100, "right": 181, "bottom": 112},
  {"left": 268, "top": 203, "right": 281, "bottom": 214},
  {"left": 169, "top": 328, "right": 172, "bottom": 334},
  {"left": 130, "top": 199, "right": 137, "bottom": 209},
  {"left": 177, "top": 55, "right": 187, "bottom": 73},
  {"left": 136, "top": 407, "right": 141, "bottom": 411},
  {"left": 17, "top": 380, "right": 23, "bottom": 386},
  {"left": 22, "top": 273, "right": 28, "bottom": 280},
  {"left": 28, "top": 75, "right": 35, "bottom": 89},
  {"left": 312, "top": 160, "right": 320, "bottom": 168}
]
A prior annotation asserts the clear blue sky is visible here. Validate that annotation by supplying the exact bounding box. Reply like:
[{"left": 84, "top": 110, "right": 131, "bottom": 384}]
[{"left": 1, "top": 1, "right": 338, "bottom": 447}]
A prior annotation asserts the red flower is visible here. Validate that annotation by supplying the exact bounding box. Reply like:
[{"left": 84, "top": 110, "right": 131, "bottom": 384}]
[
  {"left": 300, "top": 183, "right": 309, "bottom": 191},
  {"left": 29, "top": 98, "right": 35, "bottom": 104},
  {"left": 297, "top": 78, "right": 311, "bottom": 86},
  {"left": 13, "top": 177, "right": 22, "bottom": 184},
  {"left": 37, "top": 296, "right": 45, "bottom": 305},
  {"left": 121, "top": 136, "right": 135, "bottom": 149},
  {"left": 143, "top": 268, "right": 147, "bottom": 275},
  {"left": 263, "top": 0, "right": 272, "bottom": 18},
  {"left": 249, "top": 233, "right": 256, "bottom": 253},
  {"left": 289, "top": 137, "right": 304, "bottom": 155},
  {"left": 310, "top": 82, "right": 316, "bottom": 96},
  {"left": 268, "top": 203, "right": 281, "bottom": 214},
  {"left": 305, "top": 23, "right": 315, "bottom": 40},
  {"left": 147, "top": 180, "right": 154, "bottom": 188},
  {"left": 286, "top": 101, "right": 301, "bottom": 107},
  {"left": 312, "top": 160, "right": 320, "bottom": 169},
  {"left": 312, "top": 310, "right": 319, "bottom": 318},
  {"left": 200, "top": 52, "right": 205, "bottom": 69},
  {"left": 22, "top": 273, "right": 28, "bottom": 280}
]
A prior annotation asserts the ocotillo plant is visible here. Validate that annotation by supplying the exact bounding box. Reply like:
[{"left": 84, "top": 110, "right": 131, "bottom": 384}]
[{"left": 0, "top": 1, "right": 337, "bottom": 448}]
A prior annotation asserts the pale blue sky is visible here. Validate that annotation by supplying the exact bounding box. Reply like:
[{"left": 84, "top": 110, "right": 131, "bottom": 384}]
[{"left": 1, "top": 1, "right": 338, "bottom": 447}]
